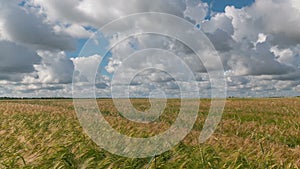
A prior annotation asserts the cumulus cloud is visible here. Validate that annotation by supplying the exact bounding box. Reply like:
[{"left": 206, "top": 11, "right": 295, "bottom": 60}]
[
  {"left": 0, "top": 1, "right": 76, "bottom": 51},
  {"left": 28, "top": 0, "right": 187, "bottom": 27},
  {"left": 23, "top": 51, "right": 74, "bottom": 84},
  {"left": 36, "top": 51, "right": 74, "bottom": 84},
  {"left": 53, "top": 24, "right": 93, "bottom": 39},
  {"left": 1, "top": 0, "right": 300, "bottom": 97},
  {"left": 184, "top": 0, "right": 209, "bottom": 24},
  {"left": 72, "top": 54, "right": 102, "bottom": 82},
  {"left": 0, "top": 41, "right": 40, "bottom": 81},
  {"left": 0, "top": 0, "right": 80, "bottom": 97},
  {"left": 220, "top": 0, "right": 300, "bottom": 49},
  {"left": 200, "top": 0, "right": 300, "bottom": 79}
]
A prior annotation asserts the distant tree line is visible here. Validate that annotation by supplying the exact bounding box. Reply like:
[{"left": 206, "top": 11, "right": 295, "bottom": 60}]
[
  {"left": 0, "top": 97, "right": 72, "bottom": 100},
  {"left": 0, "top": 96, "right": 299, "bottom": 100}
]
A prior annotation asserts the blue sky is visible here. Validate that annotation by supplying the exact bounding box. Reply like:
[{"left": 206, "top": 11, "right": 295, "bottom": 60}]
[
  {"left": 66, "top": 0, "right": 256, "bottom": 59},
  {"left": 202, "top": 0, "right": 255, "bottom": 12},
  {"left": 66, "top": 0, "right": 258, "bottom": 83},
  {"left": 1, "top": 0, "right": 300, "bottom": 98}
]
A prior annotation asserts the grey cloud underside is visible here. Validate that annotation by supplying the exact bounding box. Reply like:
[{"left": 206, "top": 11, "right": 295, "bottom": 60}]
[
  {"left": 1, "top": 0, "right": 300, "bottom": 97},
  {"left": 28, "top": 0, "right": 187, "bottom": 27},
  {"left": 0, "top": 2, "right": 76, "bottom": 51},
  {"left": 204, "top": 1, "right": 300, "bottom": 76},
  {"left": 0, "top": 1, "right": 77, "bottom": 86},
  {"left": 109, "top": 34, "right": 206, "bottom": 72},
  {"left": 0, "top": 41, "right": 41, "bottom": 81}
]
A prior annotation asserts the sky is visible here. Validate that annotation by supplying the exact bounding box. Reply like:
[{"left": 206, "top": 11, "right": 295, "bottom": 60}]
[{"left": 0, "top": 0, "right": 300, "bottom": 98}]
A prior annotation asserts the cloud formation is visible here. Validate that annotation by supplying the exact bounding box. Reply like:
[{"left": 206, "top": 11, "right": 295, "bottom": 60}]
[
  {"left": 0, "top": 41, "right": 40, "bottom": 81},
  {"left": 200, "top": 0, "right": 300, "bottom": 81},
  {"left": 0, "top": 0, "right": 300, "bottom": 97}
]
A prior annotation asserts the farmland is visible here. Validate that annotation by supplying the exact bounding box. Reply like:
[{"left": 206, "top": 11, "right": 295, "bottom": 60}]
[{"left": 0, "top": 98, "right": 299, "bottom": 168}]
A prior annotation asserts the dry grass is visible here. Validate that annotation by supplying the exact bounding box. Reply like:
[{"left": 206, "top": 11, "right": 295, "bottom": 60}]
[{"left": 0, "top": 98, "right": 299, "bottom": 168}]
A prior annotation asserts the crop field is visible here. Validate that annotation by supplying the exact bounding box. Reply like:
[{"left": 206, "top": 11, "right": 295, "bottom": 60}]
[{"left": 0, "top": 98, "right": 299, "bottom": 168}]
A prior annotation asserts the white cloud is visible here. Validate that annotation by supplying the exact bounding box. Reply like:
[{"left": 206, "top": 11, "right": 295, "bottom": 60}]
[
  {"left": 184, "top": 0, "right": 208, "bottom": 24},
  {"left": 29, "top": 0, "right": 187, "bottom": 27},
  {"left": 224, "top": 0, "right": 300, "bottom": 47},
  {"left": 0, "top": 2, "right": 76, "bottom": 51},
  {"left": 201, "top": 0, "right": 300, "bottom": 79},
  {"left": 202, "top": 13, "right": 234, "bottom": 35},
  {"left": 0, "top": 18, "right": 9, "bottom": 41},
  {"left": 256, "top": 33, "right": 267, "bottom": 44},
  {"left": 54, "top": 24, "right": 92, "bottom": 39},
  {"left": 1, "top": 0, "right": 300, "bottom": 97},
  {"left": 71, "top": 54, "right": 102, "bottom": 82},
  {"left": 23, "top": 51, "right": 74, "bottom": 84}
]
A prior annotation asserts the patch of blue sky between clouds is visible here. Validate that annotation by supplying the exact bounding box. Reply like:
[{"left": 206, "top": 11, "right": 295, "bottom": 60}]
[
  {"left": 69, "top": 0, "right": 257, "bottom": 97},
  {"left": 68, "top": 0, "right": 256, "bottom": 59},
  {"left": 201, "top": 0, "right": 255, "bottom": 20},
  {"left": 202, "top": 0, "right": 255, "bottom": 13},
  {"left": 66, "top": 26, "right": 104, "bottom": 58}
]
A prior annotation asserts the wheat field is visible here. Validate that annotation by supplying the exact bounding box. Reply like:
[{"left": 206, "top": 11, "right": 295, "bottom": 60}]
[{"left": 0, "top": 98, "right": 299, "bottom": 168}]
